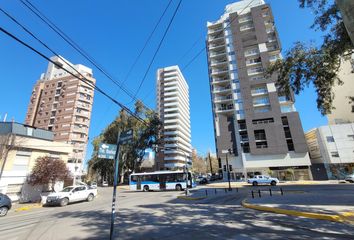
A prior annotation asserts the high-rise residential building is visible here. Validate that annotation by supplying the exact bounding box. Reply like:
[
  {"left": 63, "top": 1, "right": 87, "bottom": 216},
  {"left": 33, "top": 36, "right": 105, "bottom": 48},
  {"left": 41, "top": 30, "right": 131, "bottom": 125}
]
[
  {"left": 156, "top": 66, "right": 192, "bottom": 170},
  {"left": 25, "top": 56, "right": 95, "bottom": 179},
  {"left": 327, "top": 55, "right": 354, "bottom": 124},
  {"left": 305, "top": 124, "right": 354, "bottom": 180},
  {"left": 206, "top": 0, "right": 311, "bottom": 181}
]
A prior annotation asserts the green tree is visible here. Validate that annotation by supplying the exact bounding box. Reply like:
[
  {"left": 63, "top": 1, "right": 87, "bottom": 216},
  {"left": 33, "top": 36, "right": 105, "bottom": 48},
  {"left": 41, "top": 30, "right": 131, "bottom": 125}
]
[
  {"left": 88, "top": 101, "right": 162, "bottom": 184},
  {"left": 267, "top": 0, "right": 353, "bottom": 115}
]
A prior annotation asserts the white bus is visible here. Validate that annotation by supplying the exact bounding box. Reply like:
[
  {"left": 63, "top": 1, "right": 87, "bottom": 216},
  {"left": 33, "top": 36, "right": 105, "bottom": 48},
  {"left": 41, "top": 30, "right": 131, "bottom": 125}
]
[{"left": 129, "top": 171, "right": 196, "bottom": 191}]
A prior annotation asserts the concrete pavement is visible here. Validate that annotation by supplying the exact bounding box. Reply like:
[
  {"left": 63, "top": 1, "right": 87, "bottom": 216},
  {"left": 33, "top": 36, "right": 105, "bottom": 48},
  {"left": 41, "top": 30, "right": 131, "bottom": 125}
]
[{"left": 0, "top": 185, "right": 353, "bottom": 239}]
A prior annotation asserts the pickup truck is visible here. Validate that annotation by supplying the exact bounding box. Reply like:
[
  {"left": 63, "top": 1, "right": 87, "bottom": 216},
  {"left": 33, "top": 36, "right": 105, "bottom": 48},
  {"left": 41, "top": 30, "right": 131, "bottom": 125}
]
[
  {"left": 46, "top": 185, "right": 97, "bottom": 206},
  {"left": 247, "top": 175, "right": 279, "bottom": 186}
]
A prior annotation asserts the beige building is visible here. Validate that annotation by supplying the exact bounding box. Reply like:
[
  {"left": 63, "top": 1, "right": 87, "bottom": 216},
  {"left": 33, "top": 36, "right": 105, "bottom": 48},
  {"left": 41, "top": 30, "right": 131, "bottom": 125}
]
[
  {"left": 327, "top": 56, "right": 354, "bottom": 124},
  {"left": 25, "top": 56, "right": 95, "bottom": 179},
  {"left": 0, "top": 122, "right": 72, "bottom": 202}
]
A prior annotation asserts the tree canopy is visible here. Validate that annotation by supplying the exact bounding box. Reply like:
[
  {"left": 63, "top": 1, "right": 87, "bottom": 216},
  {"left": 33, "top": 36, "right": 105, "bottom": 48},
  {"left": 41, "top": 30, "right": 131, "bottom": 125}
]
[
  {"left": 267, "top": 0, "right": 353, "bottom": 115},
  {"left": 28, "top": 156, "right": 71, "bottom": 191},
  {"left": 88, "top": 101, "right": 162, "bottom": 184}
]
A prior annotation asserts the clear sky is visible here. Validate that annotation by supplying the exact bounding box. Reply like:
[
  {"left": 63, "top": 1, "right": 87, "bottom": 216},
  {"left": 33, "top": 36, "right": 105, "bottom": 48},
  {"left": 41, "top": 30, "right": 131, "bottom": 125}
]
[{"left": 0, "top": 0, "right": 327, "bottom": 162}]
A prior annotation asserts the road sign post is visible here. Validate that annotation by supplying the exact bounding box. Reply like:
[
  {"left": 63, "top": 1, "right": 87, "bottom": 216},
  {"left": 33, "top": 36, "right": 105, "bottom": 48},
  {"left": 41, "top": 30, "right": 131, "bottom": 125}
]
[{"left": 108, "top": 129, "right": 133, "bottom": 240}]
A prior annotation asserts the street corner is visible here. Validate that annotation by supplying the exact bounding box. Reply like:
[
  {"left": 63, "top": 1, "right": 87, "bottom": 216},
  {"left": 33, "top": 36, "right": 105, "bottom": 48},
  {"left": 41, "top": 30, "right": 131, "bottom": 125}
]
[
  {"left": 339, "top": 212, "right": 354, "bottom": 225},
  {"left": 241, "top": 198, "right": 344, "bottom": 223},
  {"left": 14, "top": 203, "right": 43, "bottom": 212}
]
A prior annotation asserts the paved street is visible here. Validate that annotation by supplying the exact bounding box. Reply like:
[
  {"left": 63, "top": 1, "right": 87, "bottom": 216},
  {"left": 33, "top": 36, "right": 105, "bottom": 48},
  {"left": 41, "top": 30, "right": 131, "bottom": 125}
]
[{"left": 0, "top": 185, "right": 353, "bottom": 240}]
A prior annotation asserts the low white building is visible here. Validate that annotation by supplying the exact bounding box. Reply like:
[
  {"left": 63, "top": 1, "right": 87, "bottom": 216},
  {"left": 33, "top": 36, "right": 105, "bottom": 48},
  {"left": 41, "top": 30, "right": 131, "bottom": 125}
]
[{"left": 305, "top": 123, "right": 354, "bottom": 180}]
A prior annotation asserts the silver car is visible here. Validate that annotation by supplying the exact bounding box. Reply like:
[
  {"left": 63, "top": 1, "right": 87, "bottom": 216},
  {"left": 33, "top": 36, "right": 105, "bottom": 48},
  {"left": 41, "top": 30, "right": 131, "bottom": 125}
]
[{"left": 345, "top": 173, "right": 354, "bottom": 183}]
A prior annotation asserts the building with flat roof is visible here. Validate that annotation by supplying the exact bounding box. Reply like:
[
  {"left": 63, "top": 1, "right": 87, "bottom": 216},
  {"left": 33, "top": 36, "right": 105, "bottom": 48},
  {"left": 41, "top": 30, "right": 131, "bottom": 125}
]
[
  {"left": 305, "top": 123, "right": 354, "bottom": 180},
  {"left": 25, "top": 56, "right": 95, "bottom": 180},
  {"left": 156, "top": 66, "right": 192, "bottom": 170},
  {"left": 206, "top": 0, "right": 311, "bottom": 181},
  {"left": 0, "top": 122, "right": 72, "bottom": 201}
]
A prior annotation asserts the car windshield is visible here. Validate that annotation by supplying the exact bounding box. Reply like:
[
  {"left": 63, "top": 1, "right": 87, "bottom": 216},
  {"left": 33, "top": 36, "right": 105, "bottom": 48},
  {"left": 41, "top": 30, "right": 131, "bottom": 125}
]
[{"left": 61, "top": 187, "right": 74, "bottom": 192}]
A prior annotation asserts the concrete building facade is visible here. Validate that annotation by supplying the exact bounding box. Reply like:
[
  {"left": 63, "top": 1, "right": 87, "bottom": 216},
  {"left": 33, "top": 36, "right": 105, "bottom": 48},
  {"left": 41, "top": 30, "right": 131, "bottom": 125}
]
[
  {"left": 327, "top": 55, "right": 354, "bottom": 124},
  {"left": 156, "top": 66, "right": 192, "bottom": 170},
  {"left": 207, "top": 0, "right": 311, "bottom": 181},
  {"left": 0, "top": 122, "right": 72, "bottom": 202},
  {"left": 305, "top": 124, "right": 354, "bottom": 180},
  {"left": 25, "top": 56, "right": 95, "bottom": 179}
]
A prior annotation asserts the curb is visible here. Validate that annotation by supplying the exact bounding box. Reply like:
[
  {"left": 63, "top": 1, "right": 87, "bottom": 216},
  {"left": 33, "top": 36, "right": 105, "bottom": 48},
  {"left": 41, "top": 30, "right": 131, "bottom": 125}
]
[
  {"left": 177, "top": 195, "right": 207, "bottom": 201},
  {"left": 14, "top": 203, "right": 43, "bottom": 212},
  {"left": 241, "top": 199, "right": 349, "bottom": 224}
]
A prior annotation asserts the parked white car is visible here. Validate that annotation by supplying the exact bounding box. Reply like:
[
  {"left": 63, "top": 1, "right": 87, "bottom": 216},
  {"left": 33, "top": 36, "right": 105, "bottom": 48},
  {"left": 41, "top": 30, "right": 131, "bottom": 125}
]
[
  {"left": 247, "top": 175, "right": 279, "bottom": 186},
  {"left": 46, "top": 185, "right": 97, "bottom": 206},
  {"left": 345, "top": 173, "right": 354, "bottom": 183}
]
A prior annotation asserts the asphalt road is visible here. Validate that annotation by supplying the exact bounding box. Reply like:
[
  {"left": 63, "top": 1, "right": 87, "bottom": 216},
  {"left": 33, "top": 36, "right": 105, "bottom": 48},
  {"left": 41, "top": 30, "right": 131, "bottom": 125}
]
[{"left": 0, "top": 184, "right": 353, "bottom": 240}]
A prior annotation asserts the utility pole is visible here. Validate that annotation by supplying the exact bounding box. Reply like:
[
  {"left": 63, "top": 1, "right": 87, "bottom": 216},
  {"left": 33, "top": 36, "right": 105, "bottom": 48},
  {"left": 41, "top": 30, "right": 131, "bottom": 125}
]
[
  {"left": 225, "top": 149, "right": 232, "bottom": 191},
  {"left": 185, "top": 153, "right": 189, "bottom": 196}
]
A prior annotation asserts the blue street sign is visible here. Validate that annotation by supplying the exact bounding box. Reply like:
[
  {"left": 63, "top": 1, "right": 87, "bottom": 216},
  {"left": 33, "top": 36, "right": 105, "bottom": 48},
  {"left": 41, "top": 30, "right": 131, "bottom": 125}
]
[
  {"left": 120, "top": 129, "right": 133, "bottom": 144},
  {"left": 98, "top": 143, "right": 117, "bottom": 159}
]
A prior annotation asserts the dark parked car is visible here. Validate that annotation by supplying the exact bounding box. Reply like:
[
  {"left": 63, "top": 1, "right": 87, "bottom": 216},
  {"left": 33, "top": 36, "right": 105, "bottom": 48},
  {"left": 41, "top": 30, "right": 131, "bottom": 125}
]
[
  {"left": 0, "top": 193, "right": 12, "bottom": 217},
  {"left": 198, "top": 177, "right": 208, "bottom": 184}
]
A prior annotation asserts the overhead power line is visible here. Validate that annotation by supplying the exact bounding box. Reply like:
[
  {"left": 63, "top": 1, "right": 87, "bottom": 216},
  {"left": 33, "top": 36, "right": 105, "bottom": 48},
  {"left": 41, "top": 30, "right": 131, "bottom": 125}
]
[
  {"left": 19, "top": 0, "right": 149, "bottom": 110},
  {"left": 122, "top": 0, "right": 174, "bottom": 85},
  {"left": 181, "top": 0, "right": 256, "bottom": 71},
  {"left": 130, "top": 0, "right": 183, "bottom": 101},
  {"left": 0, "top": 25, "right": 148, "bottom": 125}
]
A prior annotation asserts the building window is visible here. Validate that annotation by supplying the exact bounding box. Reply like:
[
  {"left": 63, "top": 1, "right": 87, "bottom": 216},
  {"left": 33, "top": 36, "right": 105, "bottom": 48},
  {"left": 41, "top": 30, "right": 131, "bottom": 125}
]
[
  {"left": 331, "top": 151, "right": 339, "bottom": 157},
  {"left": 254, "top": 130, "right": 267, "bottom": 141},
  {"left": 49, "top": 119, "right": 54, "bottom": 124},
  {"left": 326, "top": 136, "right": 335, "bottom": 142},
  {"left": 256, "top": 142, "right": 268, "bottom": 149},
  {"left": 56, "top": 89, "right": 61, "bottom": 94},
  {"left": 287, "top": 139, "right": 294, "bottom": 151},
  {"left": 281, "top": 116, "right": 289, "bottom": 126}
]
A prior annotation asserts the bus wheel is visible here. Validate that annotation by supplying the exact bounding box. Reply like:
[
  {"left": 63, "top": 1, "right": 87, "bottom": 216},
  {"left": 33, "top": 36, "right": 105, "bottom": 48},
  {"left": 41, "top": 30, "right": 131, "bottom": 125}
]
[
  {"left": 175, "top": 184, "right": 182, "bottom": 191},
  {"left": 143, "top": 185, "right": 149, "bottom": 192}
]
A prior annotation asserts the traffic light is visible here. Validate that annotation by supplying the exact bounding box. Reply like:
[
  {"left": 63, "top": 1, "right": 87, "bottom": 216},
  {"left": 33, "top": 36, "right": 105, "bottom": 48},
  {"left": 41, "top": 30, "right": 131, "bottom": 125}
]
[
  {"left": 223, "top": 165, "right": 226, "bottom": 172},
  {"left": 229, "top": 165, "right": 233, "bottom": 172}
]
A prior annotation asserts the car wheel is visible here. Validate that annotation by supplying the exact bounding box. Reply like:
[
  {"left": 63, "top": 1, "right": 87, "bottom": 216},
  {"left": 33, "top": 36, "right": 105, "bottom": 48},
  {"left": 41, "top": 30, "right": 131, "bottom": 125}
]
[
  {"left": 175, "top": 184, "right": 182, "bottom": 191},
  {"left": 0, "top": 206, "right": 9, "bottom": 217},
  {"left": 270, "top": 181, "right": 277, "bottom": 186},
  {"left": 60, "top": 198, "right": 69, "bottom": 207},
  {"left": 87, "top": 193, "right": 94, "bottom": 202},
  {"left": 252, "top": 181, "right": 258, "bottom": 186},
  {"left": 143, "top": 185, "right": 149, "bottom": 192}
]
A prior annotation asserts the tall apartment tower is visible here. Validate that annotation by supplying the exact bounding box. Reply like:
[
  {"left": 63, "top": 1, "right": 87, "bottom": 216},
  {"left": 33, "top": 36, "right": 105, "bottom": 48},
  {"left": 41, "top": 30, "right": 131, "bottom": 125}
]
[
  {"left": 156, "top": 66, "right": 192, "bottom": 170},
  {"left": 25, "top": 56, "right": 95, "bottom": 177},
  {"left": 207, "top": 0, "right": 311, "bottom": 180}
]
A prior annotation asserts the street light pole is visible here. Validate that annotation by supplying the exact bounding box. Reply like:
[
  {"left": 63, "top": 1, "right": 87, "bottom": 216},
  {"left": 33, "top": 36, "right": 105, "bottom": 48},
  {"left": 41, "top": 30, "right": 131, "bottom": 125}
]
[
  {"left": 226, "top": 150, "right": 231, "bottom": 191},
  {"left": 185, "top": 152, "right": 189, "bottom": 196}
]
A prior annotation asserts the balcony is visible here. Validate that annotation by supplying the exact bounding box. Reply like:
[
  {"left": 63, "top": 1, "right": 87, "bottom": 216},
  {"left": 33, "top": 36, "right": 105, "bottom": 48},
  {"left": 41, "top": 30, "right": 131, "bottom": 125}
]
[
  {"left": 209, "top": 51, "right": 227, "bottom": 58},
  {"left": 213, "top": 86, "right": 232, "bottom": 94},
  {"left": 216, "top": 106, "right": 234, "bottom": 113},
  {"left": 210, "top": 59, "right": 228, "bottom": 67},
  {"left": 253, "top": 99, "right": 270, "bottom": 107},
  {"left": 238, "top": 123, "right": 247, "bottom": 131},
  {"left": 213, "top": 95, "right": 233, "bottom": 103},
  {"left": 278, "top": 96, "right": 292, "bottom": 103},
  {"left": 209, "top": 43, "right": 225, "bottom": 51},
  {"left": 208, "top": 27, "right": 223, "bottom": 35},
  {"left": 251, "top": 88, "right": 268, "bottom": 96},
  {"left": 212, "top": 78, "right": 230, "bottom": 85},
  {"left": 208, "top": 35, "right": 224, "bottom": 43},
  {"left": 211, "top": 69, "right": 229, "bottom": 76}
]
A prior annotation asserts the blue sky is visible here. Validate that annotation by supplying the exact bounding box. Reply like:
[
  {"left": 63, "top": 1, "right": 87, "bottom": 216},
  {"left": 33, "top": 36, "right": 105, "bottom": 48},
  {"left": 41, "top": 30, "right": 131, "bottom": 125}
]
[{"left": 0, "top": 0, "right": 327, "bottom": 161}]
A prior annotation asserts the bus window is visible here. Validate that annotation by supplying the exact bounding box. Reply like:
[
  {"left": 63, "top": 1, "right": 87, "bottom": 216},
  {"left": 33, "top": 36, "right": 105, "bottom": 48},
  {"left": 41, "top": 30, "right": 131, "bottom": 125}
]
[{"left": 176, "top": 173, "right": 184, "bottom": 182}]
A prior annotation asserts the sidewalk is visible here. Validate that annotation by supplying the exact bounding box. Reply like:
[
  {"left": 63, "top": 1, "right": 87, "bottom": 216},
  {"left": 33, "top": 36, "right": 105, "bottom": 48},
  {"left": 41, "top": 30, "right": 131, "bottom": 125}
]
[
  {"left": 207, "top": 180, "right": 346, "bottom": 188},
  {"left": 243, "top": 189, "right": 354, "bottom": 224}
]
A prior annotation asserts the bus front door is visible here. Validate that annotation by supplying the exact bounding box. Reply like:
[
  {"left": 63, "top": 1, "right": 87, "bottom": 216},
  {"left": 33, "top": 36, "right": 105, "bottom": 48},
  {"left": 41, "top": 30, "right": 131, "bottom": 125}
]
[
  {"left": 159, "top": 175, "right": 166, "bottom": 190},
  {"left": 137, "top": 176, "right": 142, "bottom": 190}
]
